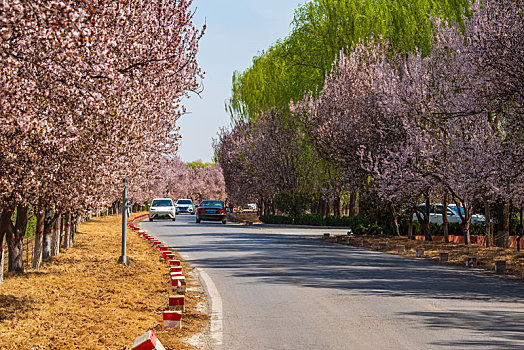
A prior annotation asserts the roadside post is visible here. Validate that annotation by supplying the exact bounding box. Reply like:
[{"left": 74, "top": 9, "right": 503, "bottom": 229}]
[{"left": 118, "top": 178, "right": 131, "bottom": 265}]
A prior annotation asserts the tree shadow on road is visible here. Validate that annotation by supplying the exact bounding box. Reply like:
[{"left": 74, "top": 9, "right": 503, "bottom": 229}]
[
  {"left": 400, "top": 309, "right": 524, "bottom": 349},
  {"left": 149, "top": 225, "right": 524, "bottom": 348},
  {"left": 155, "top": 228, "right": 524, "bottom": 302}
]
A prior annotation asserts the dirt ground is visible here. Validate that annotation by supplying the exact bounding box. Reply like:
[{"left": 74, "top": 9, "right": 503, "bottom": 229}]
[
  {"left": 228, "top": 212, "right": 261, "bottom": 224},
  {"left": 0, "top": 213, "right": 209, "bottom": 350},
  {"left": 322, "top": 233, "right": 524, "bottom": 279}
]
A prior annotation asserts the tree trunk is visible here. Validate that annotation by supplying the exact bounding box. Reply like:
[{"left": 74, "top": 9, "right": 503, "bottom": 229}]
[
  {"left": 0, "top": 229, "right": 5, "bottom": 285},
  {"left": 408, "top": 207, "right": 414, "bottom": 240},
  {"left": 442, "top": 191, "right": 449, "bottom": 243},
  {"left": 32, "top": 208, "right": 45, "bottom": 269},
  {"left": 42, "top": 209, "right": 55, "bottom": 260},
  {"left": 319, "top": 198, "right": 326, "bottom": 218},
  {"left": 517, "top": 206, "right": 523, "bottom": 253},
  {"left": 462, "top": 221, "right": 471, "bottom": 246},
  {"left": 60, "top": 215, "right": 64, "bottom": 247},
  {"left": 70, "top": 215, "right": 78, "bottom": 247},
  {"left": 420, "top": 192, "right": 432, "bottom": 241},
  {"left": 390, "top": 203, "right": 400, "bottom": 236},
  {"left": 496, "top": 201, "right": 510, "bottom": 248},
  {"left": 484, "top": 199, "right": 492, "bottom": 247},
  {"left": 62, "top": 213, "right": 71, "bottom": 249},
  {"left": 5, "top": 206, "right": 27, "bottom": 273},
  {"left": 311, "top": 198, "right": 318, "bottom": 214},
  {"left": 334, "top": 196, "right": 342, "bottom": 217},
  {"left": 265, "top": 201, "right": 271, "bottom": 216},
  {"left": 349, "top": 191, "right": 359, "bottom": 217},
  {"left": 51, "top": 213, "right": 61, "bottom": 256},
  {"left": 324, "top": 199, "right": 331, "bottom": 217}
]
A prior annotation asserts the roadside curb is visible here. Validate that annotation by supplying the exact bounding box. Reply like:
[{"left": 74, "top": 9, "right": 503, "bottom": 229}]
[{"left": 253, "top": 223, "right": 353, "bottom": 230}]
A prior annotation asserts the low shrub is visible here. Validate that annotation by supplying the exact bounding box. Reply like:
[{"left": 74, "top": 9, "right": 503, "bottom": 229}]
[
  {"left": 274, "top": 190, "right": 312, "bottom": 217},
  {"left": 259, "top": 213, "right": 487, "bottom": 237},
  {"left": 295, "top": 213, "right": 324, "bottom": 226},
  {"left": 259, "top": 215, "right": 293, "bottom": 225}
]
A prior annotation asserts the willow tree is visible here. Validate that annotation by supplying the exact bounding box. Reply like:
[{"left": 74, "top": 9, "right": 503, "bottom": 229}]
[{"left": 224, "top": 0, "right": 470, "bottom": 216}]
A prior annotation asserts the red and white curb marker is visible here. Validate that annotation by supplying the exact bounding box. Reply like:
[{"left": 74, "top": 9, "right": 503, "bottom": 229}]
[
  {"left": 171, "top": 275, "right": 186, "bottom": 293},
  {"left": 439, "top": 252, "right": 449, "bottom": 262},
  {"left": 161, "top": 251, "right": 173, "bottom": 259},
  {"left": 395, "top": 245, "right": 405, "bottom": 252},
  {"left": 169, "top": 295, "right": 185, "bottom": 311},
  {"left": 159, "top": 246, "right": 169, "bottom": 252},
  {"left": 378, "top": 242, "right": 387, "bottom": 250},
  {"left": 170, "top": 266, "right": 182, "bottom": 274},
  {"left": 170, "top": 272, "right": 183, "bottom": 279},
  {"left": 170, "top": 259, "right": 181, "bottom": 266},
  {"left": 361, "top": 240, "right": 370, "bottom": 247},
  {"left": 416, "top": 247, "right": 425, "bottom": 257},
  {"left": 163, "top": 310, "right": 182, "bottom": 328},
  {"left": 165, "top": 253, "right": 176, "bottom": 260},
  {"left": 132, "top": 330, "right": 166, "bottom": 350}
]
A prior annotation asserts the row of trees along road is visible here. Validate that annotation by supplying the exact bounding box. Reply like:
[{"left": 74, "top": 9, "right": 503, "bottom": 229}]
[
  {"left": 215, "top": 0, "right": 524, "bottom": 248},
  {"left": 0, "top": 0, "right": 206, "bottom": 283}
]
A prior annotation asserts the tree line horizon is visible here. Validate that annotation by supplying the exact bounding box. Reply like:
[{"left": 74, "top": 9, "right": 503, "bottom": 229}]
[{"left": 215, "top": 0, "right": 524, "bottom": 249}]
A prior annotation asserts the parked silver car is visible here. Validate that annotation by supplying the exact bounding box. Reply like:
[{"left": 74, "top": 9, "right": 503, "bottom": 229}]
[
  {"left": 149, "top": 198, "right": 176, "bottom": 221},
  {"left": 413, "top": 203, "right": 485, "bottom": 224}
]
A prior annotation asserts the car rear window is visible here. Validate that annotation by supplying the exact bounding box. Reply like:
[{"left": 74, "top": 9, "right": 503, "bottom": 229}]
[
  {"left": 152, "top": 199, "right": 173, "bottom": 207},
  {"left": 200, "top": 201, "right": 223, "bottom": 207},
  {"left": 177, "top": 200, "right": 193, "bottom": 205}
]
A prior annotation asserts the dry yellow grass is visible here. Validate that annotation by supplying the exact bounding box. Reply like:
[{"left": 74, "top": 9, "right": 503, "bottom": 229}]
[{"left": 0, "top": 213, "right": 209, "bottom": 349}]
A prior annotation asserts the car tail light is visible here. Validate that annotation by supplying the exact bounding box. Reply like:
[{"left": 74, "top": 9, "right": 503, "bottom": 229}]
[{"left": 218, "top": 209, "right": 225, "bottom": 214}]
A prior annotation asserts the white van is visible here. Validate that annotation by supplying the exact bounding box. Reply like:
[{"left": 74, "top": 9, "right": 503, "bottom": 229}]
[{"left": 413, "top": 203, "right": 485, "bottom": 224}]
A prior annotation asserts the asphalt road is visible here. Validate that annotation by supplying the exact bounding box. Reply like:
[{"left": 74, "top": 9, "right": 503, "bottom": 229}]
[{"left": 141, "top": 215, "right": 524, "bottom": 350}]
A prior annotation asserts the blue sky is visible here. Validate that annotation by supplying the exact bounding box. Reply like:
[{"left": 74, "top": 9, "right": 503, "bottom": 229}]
[{"left": 178, "top": 0, "right": 305, "bottom": 162}]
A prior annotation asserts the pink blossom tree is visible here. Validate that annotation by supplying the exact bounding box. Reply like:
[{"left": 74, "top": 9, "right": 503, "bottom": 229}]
[{"left": 0, "top": 0, "right": 205, "bottom": 275}]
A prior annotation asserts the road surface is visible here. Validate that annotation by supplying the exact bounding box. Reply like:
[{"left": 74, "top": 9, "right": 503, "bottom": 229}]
[{"left": 141, "top": 215, "right": 524, "bottom": 350}]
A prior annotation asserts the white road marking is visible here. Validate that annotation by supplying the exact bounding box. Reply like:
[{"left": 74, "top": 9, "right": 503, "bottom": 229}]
[{"left": 194, "top": 266, "right": 223, "bottom": 347}]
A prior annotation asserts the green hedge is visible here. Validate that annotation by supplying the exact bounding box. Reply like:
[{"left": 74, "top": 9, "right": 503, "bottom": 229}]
[
  {"left": 260, "top": 214, "right": 381, "bottom": 234},
  {"left": 259, "top": 215, "right": 294, "bottom": 225},
  {"left": 260, "top": 213, "right": 487, "bottom": 236}
]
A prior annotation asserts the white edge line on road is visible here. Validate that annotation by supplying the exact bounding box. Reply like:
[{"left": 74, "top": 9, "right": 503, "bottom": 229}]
[
  {"left": 193, "top": 265, "right": 223, "bottom": 347},
  {"left": 143, "top": 228, "right": 223, "bottom": 347}
]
